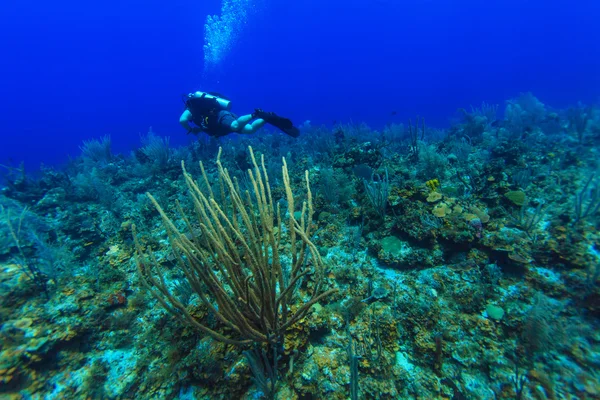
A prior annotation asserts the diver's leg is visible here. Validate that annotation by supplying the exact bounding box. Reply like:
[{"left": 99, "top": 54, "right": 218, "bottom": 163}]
[
  {"left": 241, "top": 118, "right": 266, "bottom": 134},
  {"left": 230, "top": 114, "right": 254, "bottom": 131}
]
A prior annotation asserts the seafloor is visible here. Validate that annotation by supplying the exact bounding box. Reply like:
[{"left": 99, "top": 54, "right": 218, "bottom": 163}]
[{"left": 1, "top": 93, "right": 599, "bottom": 399}]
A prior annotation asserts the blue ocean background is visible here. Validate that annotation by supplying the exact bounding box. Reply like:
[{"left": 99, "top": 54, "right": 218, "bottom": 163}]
[{"left": 1, "top": 0, "right": 598, "bottom": 169}]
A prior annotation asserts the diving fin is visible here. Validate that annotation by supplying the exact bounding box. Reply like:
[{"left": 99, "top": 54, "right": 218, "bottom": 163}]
[{"left": 254, "top": 109, "right": 300, "bottom": 138}]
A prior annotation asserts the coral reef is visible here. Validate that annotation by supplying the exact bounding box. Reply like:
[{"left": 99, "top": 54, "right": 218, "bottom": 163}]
[{"left": 1, "top": 95, "right": 600, "bottom": 399}]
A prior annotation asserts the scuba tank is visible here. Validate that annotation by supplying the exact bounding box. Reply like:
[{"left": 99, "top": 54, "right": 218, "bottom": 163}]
[{"left": 189, "top": 91, "right": 232, "bottom": 111}]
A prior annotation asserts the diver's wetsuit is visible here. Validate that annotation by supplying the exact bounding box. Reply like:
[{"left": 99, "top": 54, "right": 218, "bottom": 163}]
[
  {"left": 203, "top": 110, "right": 239, "bottom": 137},
  {"left": 185, "top": 93, "right": 237, "bottom": 137}
]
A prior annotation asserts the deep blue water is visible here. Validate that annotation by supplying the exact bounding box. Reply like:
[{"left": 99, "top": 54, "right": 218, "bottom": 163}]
[{"left": 1, "top": 0, "right": 598, "bottom": 169}]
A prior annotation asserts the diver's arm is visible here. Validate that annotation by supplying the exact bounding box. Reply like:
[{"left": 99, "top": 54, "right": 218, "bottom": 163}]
[{"left": 179, "top": 110, "right": 194, "bottom": 132}]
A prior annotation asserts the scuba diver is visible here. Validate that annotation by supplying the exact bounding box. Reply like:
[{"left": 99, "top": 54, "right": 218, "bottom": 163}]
[{"left": 180, "top": 91, "right": 300, "bottom": 138}]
